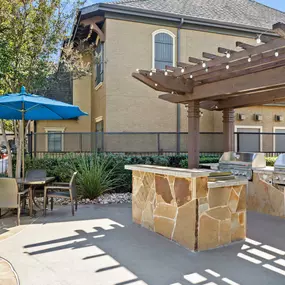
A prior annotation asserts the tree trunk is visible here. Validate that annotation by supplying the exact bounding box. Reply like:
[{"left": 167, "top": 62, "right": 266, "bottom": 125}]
[{"left": 0, "top": 120, "right": 13, "bottom": 177}]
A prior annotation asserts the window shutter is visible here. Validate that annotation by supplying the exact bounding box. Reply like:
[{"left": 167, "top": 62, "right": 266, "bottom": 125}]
[
  {"left": 154, "top": 33, "right": 174, "bottom": 69},
  {"left": 95, "top": 42, "right": 104, "bottom": 86}
]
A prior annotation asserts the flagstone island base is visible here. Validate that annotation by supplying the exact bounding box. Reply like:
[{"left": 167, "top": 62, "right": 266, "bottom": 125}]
[
  {"left": 125, "top": 165, "right": 248, "bottom": 251},
  {"left": 248, "top": 168, "right": 285, "bottom": 218}
]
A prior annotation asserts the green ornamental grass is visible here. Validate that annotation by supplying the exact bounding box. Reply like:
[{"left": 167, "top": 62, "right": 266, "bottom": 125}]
[{"left": 71, "top": 153, "right": 126, "bottom": 199}]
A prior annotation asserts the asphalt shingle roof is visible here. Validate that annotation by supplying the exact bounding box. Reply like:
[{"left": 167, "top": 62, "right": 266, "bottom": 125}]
[{"left": 111, "top": 0, "right": 285, "bottom": 30}]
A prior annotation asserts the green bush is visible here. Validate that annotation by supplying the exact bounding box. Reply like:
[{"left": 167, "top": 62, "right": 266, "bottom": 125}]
[
  {"left": 179, "top": 155, "right": 220, "bottom": 168},
  {"left": 22, "top": 153, "right": 276, "bottom": 198},
  {"left": 70, "top": 153, "right": 126, "bottom": 199},
  {"left": 265, "top": 157, "right": 277, "bottom": 166}
]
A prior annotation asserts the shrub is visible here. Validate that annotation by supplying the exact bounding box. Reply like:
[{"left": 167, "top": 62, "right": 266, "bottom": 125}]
[
  {"left": 179, "top": 155, "right": 220, "bottom": 168},
  {"left": 20, "top": 153, "right": 279, "bottom": 198},
  {"left": 70, "top": 153, "right": 126, "bottom": 199},
  {"left": 265, "top": 157, "right": 277, "bottom": 166}
]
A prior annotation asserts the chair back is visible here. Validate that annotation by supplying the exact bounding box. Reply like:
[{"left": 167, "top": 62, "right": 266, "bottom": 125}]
[
  {"left": 0, "top": 178, "right": 19, "bottom": 208},
  {"left": 26, "top": 169, "right": 46, "bottom": 181},
  {"left": 69, "top": 172, "right": 78, "bottom": 197}
]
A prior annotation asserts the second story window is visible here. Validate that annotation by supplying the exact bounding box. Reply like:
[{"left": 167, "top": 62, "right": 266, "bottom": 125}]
[
  {"left": 95, "top": 41, "right": 104, "bottom": 87},
  {"left": 152, "top": 30, "right": 175, "bottom": 70}
]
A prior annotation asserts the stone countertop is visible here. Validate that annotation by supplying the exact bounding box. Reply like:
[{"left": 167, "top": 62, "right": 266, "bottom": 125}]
[
  {"left": 125, "top": 165, "right": 212, "bottom": 178},
  {"left": 207, "top": 178, "right": 248, "bottom": 189},
  {"left": 252, "top": 166, "right": 274, "bottom": 173}
]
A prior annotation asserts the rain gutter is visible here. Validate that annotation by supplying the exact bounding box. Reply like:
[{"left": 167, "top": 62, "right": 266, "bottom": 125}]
[{"left": 176, "top": 18, "right": 184, "bottom": 154}]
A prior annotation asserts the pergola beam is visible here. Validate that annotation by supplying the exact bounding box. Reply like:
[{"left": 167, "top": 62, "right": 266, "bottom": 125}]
[
  {"left": 132, "top": 73, "right": 171, "bottom": 93},
  {"left": 191, "top": 65, "right": 285, "bottom": 101},
  {"left": 159, "top": 93, "right": 193, "bottom": 104},
  {"left": 136, "top": 71, "right": 194, "bottom": 93},
  {"left": 202, "top": 52, "right": 221, "bottom": 60},
  {"left": 188, "top": 57, "right": 204, "bottom": 64},
  {"left": 236, "top": 41, "right": 255, "bottom": 50},
  {"left": 217, "top": 47, "right": 236, "bottom": 55},
  {"left": 216, "top": 88, "right": 285, "bottom": 109},
  {"left": 174, "top": 37, "right": 285, "bottom": 76},
  {"left": 191, "top": 47, "right": 285, "bottom": 81},
  {"left": 178, "top": 62, "right": 194, "bottom": 68},
  {"left": 195, "top": 50, "right": 285, "bottom": 83}
]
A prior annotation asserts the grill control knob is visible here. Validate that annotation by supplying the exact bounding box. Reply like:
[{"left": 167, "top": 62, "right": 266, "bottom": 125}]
[{"left": 275, "top": 177, "right": 280, "bottom": 180}]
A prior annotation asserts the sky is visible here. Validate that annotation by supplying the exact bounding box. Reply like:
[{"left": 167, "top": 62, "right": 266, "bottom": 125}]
[{"left": 84, "top": 0, "right": 285, "bottom": 12}]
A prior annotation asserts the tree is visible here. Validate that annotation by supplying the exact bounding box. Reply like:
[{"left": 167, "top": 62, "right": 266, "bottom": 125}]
[{"left": 0, "top": 0, "right": 92, "bottom": 177}]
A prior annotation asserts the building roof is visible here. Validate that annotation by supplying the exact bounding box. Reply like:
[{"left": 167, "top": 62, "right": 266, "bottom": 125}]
[{"left": 90, "top": 0, "right": 285, "bottom": 30}]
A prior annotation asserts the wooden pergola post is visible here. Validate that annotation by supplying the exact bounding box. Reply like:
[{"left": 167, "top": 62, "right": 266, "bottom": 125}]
[
  {"left": 223, "top": 108, "right": 235, "bottom": 152},
  {"left": 187, "top": 100, "right": 200, "bottom": 168}
]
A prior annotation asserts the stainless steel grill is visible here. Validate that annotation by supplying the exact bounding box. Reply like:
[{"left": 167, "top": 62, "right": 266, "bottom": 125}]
[
  {"left": 218, "top": 152, "right": 266, "bottom": 180},
  {"left": 273, "top": 154, "right": 285, "bottom": 185}
]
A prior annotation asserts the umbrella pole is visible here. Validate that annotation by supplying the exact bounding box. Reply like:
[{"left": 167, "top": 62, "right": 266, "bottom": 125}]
[{"left": 21, "top": 107, "right": 25, "bottom": 180}]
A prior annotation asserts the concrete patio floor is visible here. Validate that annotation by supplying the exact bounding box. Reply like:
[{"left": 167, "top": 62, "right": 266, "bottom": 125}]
[{"left": 0, "top": 204, "right": 285, "bottom": 285}]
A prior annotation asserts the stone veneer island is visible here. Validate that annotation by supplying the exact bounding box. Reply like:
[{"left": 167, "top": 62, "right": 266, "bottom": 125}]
[
  {"left": 248, "top": 168, "right": 285, "bottom": 217},
  {"left": 125, "top": 165, "right": 248, "bottom": 251}
]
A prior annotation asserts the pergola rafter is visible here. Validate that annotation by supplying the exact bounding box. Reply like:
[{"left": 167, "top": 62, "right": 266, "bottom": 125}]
[
  {"left": 131, "top": 22, "right": 285, "bottom": 168},
  {"left": 236, "top": 41, "right": 255, "bottom": 50},
  {"left": 202, "top": 52, "right": 222, "bottom": 60}
]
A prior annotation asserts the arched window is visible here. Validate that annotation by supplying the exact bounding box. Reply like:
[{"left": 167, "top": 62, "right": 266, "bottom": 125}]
[{"left": 152, "top": 29, "right": 175, "bottom": 70}]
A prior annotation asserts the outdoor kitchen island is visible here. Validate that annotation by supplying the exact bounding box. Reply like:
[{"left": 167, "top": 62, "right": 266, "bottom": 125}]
[{"left": 125, "top": 165, "right": 247, "bottom": 251}]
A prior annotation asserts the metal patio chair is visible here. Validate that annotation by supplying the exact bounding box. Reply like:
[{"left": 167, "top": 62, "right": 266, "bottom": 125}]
[
  {"left": 0, "top": 178, "right": 28, "bottom": 225},
  {"left": 43, "top": 172, "right": 78, "bottom": 216}
]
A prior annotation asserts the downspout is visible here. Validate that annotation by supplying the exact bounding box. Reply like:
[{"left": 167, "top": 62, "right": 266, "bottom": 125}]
[{"left": 176, "top": 18, "right": 184, "bottom": 154}]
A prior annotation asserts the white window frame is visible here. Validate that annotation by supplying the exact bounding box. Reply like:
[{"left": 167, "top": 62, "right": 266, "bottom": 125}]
[
  {"left": 273, "top": 126, "right": 285, "bottom": 152},
  {"left": 45, "top": 127, "right": 65, "bottom": 152},
  {"left": 152, "top": 29, "right": 176, "bottom": 70},
  {"left": 235, "top": 125, "right": 263, "bottom": 152}
]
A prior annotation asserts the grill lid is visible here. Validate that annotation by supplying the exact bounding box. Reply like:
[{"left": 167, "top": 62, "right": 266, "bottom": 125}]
[
  {"left": 274, "top": 154, "right": 285, "bottom": 171},
  {"left": 219, "top": 152, "right": 266, "bottom": 168}
]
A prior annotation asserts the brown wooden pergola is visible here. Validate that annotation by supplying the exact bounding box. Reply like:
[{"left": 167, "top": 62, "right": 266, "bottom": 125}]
[{"left": 132, "top": 22, "right": 285, "bottom": 169}]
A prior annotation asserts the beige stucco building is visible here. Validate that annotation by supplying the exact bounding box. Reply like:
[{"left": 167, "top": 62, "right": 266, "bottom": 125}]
[{"left": 36, "top": 0, "right": 285, "bottom": 154}]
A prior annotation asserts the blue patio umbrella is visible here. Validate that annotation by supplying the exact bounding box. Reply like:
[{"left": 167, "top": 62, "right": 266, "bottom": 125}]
[{"left": 0, "top": 86, "right": 88, "bottom": 177}]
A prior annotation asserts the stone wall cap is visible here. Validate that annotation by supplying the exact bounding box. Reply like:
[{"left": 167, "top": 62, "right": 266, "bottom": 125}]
[
  {"left": 124, "top": 164, "right": 211, "bottom": 178},
  {"left": 207, "top": 178, "right": 248, "bottom": 189}
]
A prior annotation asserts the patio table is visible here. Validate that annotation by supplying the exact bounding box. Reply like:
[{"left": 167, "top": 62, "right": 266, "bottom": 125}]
[{"left": 17, "top": 177, "right": 55, "bottom": 216}]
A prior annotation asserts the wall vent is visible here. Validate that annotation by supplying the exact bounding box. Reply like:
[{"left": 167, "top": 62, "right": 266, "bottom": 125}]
[
  {"left": 238, "top": 114, "right": 246, "bottom": 121},
  {"left": 254, "top": 114, "right": 262, "bottom": 121},
  {"left": 275, "top": 115, "right": 284, "bottom": 122}
]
